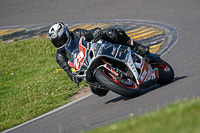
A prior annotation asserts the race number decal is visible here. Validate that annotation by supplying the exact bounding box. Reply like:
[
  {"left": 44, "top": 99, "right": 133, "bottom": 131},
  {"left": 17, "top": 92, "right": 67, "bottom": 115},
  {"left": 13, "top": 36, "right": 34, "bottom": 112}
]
[
  {"left": 74, "top": 37, "right": 87, "bottom": 71},
  {"left": 138, "top": 61, "right": 149, "bottom": 84}
]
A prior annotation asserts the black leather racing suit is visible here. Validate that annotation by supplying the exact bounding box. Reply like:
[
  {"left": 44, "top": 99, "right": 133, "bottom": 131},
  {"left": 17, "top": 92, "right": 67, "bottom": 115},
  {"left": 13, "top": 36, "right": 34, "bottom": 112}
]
[{"left": 56, "top": 28, "right": 149, "bottom": 97}]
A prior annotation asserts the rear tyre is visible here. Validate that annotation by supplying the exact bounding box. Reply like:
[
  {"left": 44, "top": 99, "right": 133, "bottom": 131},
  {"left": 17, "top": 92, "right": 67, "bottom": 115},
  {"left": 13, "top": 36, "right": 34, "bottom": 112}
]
[
  {"left": 95, "top": 68, "right": 141, "bottom": 98},
  {"left": 154, "top": 61, "right": 174, "bottom": 85}
]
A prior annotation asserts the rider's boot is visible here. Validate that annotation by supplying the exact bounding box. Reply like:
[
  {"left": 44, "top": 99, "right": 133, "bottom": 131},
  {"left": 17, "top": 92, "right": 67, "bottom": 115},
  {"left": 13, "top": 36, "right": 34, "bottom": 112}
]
[{"left": 128, "top": 38, "right": 150, "bottom": 57}]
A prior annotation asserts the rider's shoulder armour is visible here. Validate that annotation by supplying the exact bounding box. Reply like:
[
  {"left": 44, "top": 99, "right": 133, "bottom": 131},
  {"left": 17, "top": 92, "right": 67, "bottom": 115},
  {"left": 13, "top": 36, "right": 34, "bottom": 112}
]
[{"left": 72, "top": 28, "right": 88, "bottom": 39}]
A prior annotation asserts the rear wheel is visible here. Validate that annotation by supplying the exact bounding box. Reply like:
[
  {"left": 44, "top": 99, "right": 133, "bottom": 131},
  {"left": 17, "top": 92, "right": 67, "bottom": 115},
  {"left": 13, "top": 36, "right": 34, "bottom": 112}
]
[
  {"left": 95, "top": 68, "right": 141, "bottom": 98},
  {"left": 153, "top": 61, "right": 174, "bottom": 85}
]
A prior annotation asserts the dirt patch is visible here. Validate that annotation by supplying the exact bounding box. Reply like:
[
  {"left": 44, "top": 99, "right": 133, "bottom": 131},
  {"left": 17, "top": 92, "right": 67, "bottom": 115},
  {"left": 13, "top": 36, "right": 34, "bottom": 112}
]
[{"left": 70, "top": 86, "right": 92, "bottom": 101}]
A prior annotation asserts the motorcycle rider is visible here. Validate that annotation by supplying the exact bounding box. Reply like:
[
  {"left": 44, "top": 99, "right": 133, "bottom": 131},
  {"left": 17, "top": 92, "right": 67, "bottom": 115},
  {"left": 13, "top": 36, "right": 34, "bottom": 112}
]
[{"left": 48, "top": 22, "right": 149, "bottom": 97}]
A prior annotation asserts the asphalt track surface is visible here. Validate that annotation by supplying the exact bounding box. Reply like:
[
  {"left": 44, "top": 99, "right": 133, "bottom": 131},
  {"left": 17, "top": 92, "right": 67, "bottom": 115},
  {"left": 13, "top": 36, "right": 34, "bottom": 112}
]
[{"left": 1, "top": 0, "right": 200, "bottom": 133}]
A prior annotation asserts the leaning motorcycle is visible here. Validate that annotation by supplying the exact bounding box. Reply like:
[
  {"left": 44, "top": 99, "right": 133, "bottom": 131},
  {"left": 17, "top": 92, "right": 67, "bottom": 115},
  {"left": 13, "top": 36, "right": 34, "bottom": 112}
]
[{"left": 68, "top": 36, "right": 174, "bottom": 98}]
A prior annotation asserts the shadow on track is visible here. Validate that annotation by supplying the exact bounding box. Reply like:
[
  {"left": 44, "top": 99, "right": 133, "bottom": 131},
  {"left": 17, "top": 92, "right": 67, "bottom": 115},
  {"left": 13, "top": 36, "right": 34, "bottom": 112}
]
[{"left": 105, "top": 76, "right": 187, "bottom": 104}]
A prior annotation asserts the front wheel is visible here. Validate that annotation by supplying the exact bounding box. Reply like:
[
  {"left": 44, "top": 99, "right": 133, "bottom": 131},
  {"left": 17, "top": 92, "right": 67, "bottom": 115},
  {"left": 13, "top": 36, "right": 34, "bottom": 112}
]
[
  {"left": 95, "top": 68, "right": 141, "bottom": 98},
  {"left": 153, "top": 61, "right": 174, "bottom": 85}
]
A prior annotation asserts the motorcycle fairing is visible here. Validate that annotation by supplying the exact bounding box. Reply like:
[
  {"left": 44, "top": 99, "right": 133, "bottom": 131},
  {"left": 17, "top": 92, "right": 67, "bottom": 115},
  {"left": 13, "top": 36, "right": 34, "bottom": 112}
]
[
  {"left": 68, "top": 36, "right": 89, "bottom": 74},
  {"left": 68, "top": 38, "right": 159, "bottom": 87}
]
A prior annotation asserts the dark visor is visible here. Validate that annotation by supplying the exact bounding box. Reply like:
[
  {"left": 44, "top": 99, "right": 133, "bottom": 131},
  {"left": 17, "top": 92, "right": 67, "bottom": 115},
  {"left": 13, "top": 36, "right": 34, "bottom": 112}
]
[{"left": 51, "top": 32, "right": 68, "bottom": 48}]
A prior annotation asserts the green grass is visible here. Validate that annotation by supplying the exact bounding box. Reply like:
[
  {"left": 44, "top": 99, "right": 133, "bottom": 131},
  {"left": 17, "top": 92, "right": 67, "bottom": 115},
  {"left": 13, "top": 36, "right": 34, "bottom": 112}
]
[
  {"left": 87, "top": 98, "right": 200, "bottom": 133},
  {"left": 0, "top": 38, "right": 87, "bottom": 131},
  {"left": 1, "top": 38, "right": 200, "bottom": 133}
]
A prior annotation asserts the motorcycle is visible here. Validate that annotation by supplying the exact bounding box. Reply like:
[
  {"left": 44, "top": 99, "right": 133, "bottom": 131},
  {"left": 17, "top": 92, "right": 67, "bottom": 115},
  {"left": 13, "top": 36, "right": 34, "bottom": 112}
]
[{"left": 68, "top": 36, "right": 174, "bottom": 98}]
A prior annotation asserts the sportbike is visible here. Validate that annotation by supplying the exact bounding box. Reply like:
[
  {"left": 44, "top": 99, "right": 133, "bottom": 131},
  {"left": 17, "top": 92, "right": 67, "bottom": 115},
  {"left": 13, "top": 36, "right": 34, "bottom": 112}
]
[{"left": 68, "top": 36, "right": 174, "bottom": 98}]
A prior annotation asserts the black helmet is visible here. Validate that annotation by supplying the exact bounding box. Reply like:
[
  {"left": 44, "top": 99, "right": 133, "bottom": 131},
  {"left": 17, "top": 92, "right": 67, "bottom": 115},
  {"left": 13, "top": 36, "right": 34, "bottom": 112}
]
[{"left": 48, "top": 22, "right": 71, "bottom": 49}]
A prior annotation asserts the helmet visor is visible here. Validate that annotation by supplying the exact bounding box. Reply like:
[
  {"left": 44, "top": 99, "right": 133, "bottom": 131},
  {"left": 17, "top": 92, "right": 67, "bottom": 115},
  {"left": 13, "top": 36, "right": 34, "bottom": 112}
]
[{"left": 51, "top": 31, "right": 68, "bottom": 49}]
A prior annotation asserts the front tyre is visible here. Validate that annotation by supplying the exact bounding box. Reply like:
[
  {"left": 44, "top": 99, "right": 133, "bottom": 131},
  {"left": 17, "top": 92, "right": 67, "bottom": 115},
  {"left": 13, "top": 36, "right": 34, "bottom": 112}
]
[
  {"left": 95, "top": 68, "right": 141, "bottom": 98},
  {"left": 154, "top": 61, "right": 174, "bottom": 85}
]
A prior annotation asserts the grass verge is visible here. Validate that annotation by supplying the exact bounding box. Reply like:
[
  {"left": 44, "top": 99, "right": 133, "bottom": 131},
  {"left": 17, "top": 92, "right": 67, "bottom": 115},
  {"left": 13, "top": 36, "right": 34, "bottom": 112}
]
[
  {"left": 0, "top": 38, "right": 87, "bottom": 131},
  {"left": 87, "top": 98, "right": 200, "bottom": 133}
]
